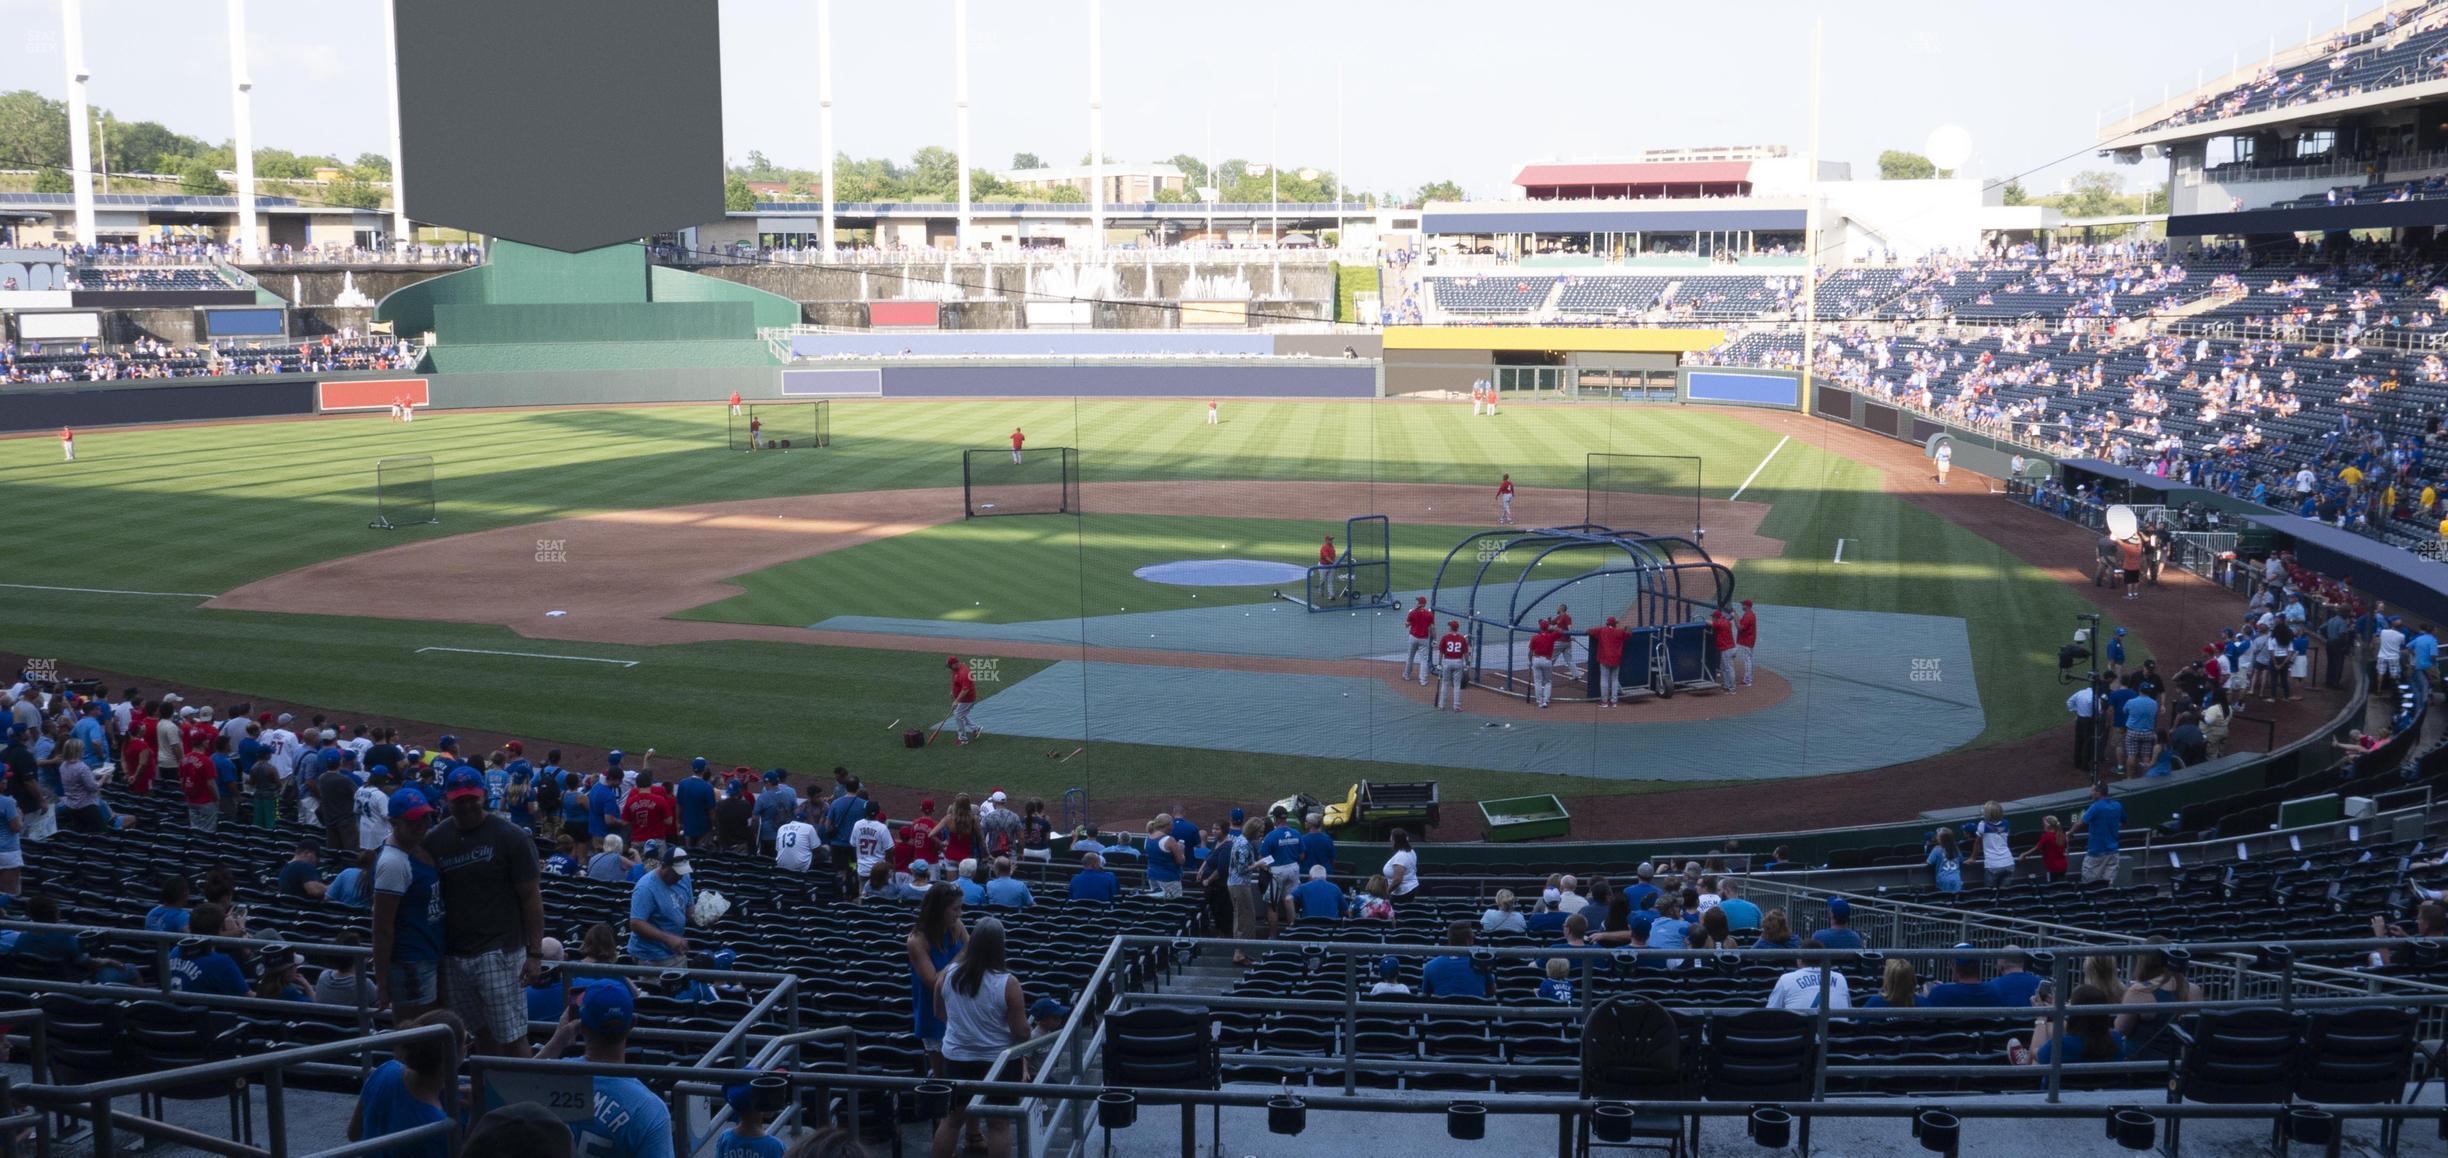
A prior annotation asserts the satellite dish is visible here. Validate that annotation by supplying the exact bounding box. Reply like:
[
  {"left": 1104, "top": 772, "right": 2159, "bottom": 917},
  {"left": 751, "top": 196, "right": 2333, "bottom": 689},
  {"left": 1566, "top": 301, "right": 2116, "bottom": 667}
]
[
  {"left": 1925, "top": 124, "right": 1973, "bottom": 173},
  {"left": 2106, "top": 504, "right": 2139, "bottom": 540}
]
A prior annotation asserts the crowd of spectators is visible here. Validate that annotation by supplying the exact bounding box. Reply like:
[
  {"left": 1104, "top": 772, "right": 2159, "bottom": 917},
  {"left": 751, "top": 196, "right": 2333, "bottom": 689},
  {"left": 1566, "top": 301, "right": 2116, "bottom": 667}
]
[
  {"left": 43, "top": 240, "right": 483, "bottom": 267},
  {"left": 1, "top": 334, "right": 420, "bottom": 384}
]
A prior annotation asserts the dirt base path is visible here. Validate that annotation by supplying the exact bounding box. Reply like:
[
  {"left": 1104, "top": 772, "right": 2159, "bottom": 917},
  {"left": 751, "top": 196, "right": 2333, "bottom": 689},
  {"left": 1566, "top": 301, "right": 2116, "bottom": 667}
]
[{"left": 211, "top": 481, "right": 1780, "bottom": 655}]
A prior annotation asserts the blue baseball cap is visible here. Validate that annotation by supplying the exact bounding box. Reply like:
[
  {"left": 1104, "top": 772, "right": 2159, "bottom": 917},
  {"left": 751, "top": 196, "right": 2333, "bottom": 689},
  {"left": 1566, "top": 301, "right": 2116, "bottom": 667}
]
[
  {"left": 723, "top": 1084, "right": 757, "bottom": 1117},
  {"left": 387, "top": 788, "right": 434, "bottom": 821},
  {"left": 1028, "top": 997, "right": 1069, "bottom": 1021},
  {"left": 579, "top": 982, "right": 634, "bottom": 1034},
  {"left": 607, "top": 750, "right": 625, "bottom": 764},
  {"left": 1827, "top": 897, "right": 1852, "bottom": 921},
  {"left": 1228, "top": 807, "right": 1245, "bottom": 825},
  {"left": 712, "top": 948, "right": 737, "bottom": 970},
  {"left": 691, "top": 757, "right": 708, "bottom": 772},
  {"left": 1377, "top": 955, "right": 1400, "bottom": 979},
  {"left": 764, "top": 768, "right": 785, "bottom": 783},
  {"left": 1627, "top": 913, "right": 1656, "bottom": 937},
  {"left": 443, "top": 766, "right": 486, "bottom": 800}
]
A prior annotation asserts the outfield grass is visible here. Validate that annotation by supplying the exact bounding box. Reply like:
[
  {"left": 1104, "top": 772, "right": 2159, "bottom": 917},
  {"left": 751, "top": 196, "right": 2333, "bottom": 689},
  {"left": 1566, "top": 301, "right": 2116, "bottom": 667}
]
[{"left": 0, "top": 399, "right": 2138, "bottom": 803}]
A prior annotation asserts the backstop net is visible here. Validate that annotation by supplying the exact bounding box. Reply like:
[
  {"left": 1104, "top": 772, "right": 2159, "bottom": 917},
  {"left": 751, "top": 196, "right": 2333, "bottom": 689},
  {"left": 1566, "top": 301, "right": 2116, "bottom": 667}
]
[
  {"left": 370, "top": 455, "right": 437, "bottom": 530},
  {"left": 963, "top": 447, "right": 1079, "bottom": 518},
  {"left": 731, "top": 401, "right": 828, "bottom": 451},
  {"left": 1586, "top": 452, "right": 1705, "bottom": 539},
  {"left": 1302, "top": 513, "right": 1395, "bottom": 610}
]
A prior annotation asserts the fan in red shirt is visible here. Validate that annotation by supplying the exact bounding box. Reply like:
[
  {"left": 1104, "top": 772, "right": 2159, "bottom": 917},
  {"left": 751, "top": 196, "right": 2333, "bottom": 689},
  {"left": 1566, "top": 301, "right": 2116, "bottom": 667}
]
[
  {"left": 1731, "top": 598, "right": 1759, "bottom": 688},
  {"left": 1708, "top": 607, "right": 1738, "bottom": 692},
  {"left": 1591, "top": 617, "right": 1632, "bottom": 706},
  {"left": 178, "top": 742, "right": 219, "bottom": 825},
  {"left": 1497, "top": 474, "right": 1515, "bottom": 525},
  {"left": 180, "top": 712, "right": 219, "bottom": 763},
  {"left": 1527, "top": 619, "right": 1562, "bottom": 708},
  {"left": 622, "top": 771, "right": 676, "bottom": 843},
  {"left": 905, "top": 797, "right": 940, "bottom": 851},
  {"left": 1435, "top": 621, "right": 1471, "bottom": 711},
  {"left": 1403, "top": 597, "right": 1436, "bottom": 685}
]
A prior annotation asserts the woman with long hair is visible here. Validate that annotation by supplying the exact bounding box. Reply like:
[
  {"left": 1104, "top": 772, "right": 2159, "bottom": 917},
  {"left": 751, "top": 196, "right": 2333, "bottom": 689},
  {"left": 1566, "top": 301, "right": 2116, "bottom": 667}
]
[
  {"left": 905, "top": 883, "right": 969, "bottom": 1076},
  {"left": 934, "top": 795, "right": 981, "bottom": 866},
  {"left": 1696, "top": 905, "right": 1731, "bottom": 950},
  {"left": 1480, "top": 889, "right": 1524, "bottom": 935},
  {"left": 1752, "top": 908, "right": 1798, "bottom": 950},
  {"left": 2082, "top": 950, "right": 2125, "bottom": 998},
  {"left": 1926, "top": 827, "right": 1963, "bottom": 894},
  {"left": 2117, "top": 939, "right": 2202, "bottom": 1057},
  {"left": 1355, "top": 875, "right": 1394, "bottom": 922},
  {"left": 932, "top": 917, "right": 1026, "bottom": 1158},
  {"left": 1226, "top": 818, "right": 1264, "bottom": 965},
  {"left": 1381, "top": 828, "right": 1419, "bottom": 897},
  {"left": 2015, "top": 983, "right": 2127, "bottom": 1065}
]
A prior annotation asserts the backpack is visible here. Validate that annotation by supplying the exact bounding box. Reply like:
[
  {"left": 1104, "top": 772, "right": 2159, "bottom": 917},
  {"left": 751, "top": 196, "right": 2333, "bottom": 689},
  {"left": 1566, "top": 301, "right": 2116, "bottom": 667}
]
[
  {"left": 1583, "top": 996, "right": 1682, "bottom": 1096},
  {"left": 535, "top": 774, "right": 562, "bottom": 816}
]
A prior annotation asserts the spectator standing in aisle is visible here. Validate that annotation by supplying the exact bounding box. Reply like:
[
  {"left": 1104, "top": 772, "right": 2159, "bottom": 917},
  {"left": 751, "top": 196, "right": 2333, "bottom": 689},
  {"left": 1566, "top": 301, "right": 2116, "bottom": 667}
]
[
  {"left": 425, "top": 767, "right": 545, "bottom": 1057},
  {"left": 373, "top": 788, "right": 445, "bottom": 1018},
  {"left": 2071, "top": 784, "right": 2126, "bottom": 884},
  {"left": 933, "top": 917, "right": 1028, "bottom": 1158}
]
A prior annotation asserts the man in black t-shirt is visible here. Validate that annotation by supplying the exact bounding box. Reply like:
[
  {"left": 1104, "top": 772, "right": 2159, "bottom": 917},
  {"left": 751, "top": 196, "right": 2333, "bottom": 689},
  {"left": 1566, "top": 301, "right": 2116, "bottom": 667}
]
[
  {"left": 713, "top": 779, "right": 755, "bottom": 851},
  {"left": 275, "top": 841, "right": 327, "bottom": 901},
  {"left": 316, "top": 759, "right": 360, "bottom": 854},
  {"left": 424, "top": 766, "right": 543, "bottom": 1057}
]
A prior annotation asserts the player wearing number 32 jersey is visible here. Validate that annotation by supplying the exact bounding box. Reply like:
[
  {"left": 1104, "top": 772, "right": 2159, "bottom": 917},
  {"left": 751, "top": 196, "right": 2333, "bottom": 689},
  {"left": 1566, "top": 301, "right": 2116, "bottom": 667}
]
[{"left": 1436, "top": 621, "right": 1471, "bottom": 712}]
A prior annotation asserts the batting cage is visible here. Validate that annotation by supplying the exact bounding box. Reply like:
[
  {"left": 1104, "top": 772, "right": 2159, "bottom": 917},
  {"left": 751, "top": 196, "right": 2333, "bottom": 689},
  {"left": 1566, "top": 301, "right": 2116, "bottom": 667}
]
[
  {"left": 1428, "top": 523, "right": 1733, "bottom": 701},
  {"left": 729, "top": 401, "right": 828, "bottom": 451},
  {"left": 963, "top": 447, "right": 1079, "bottom": 518},
  {"left": 1586, "top": 452, "right": 1705, "bottom": 541},
  {"left": 370, "top": 455, "right": 438, "bottom": 530},
  {"left": 1277, "top": 514, "right": 1397, "bottom": 612}
]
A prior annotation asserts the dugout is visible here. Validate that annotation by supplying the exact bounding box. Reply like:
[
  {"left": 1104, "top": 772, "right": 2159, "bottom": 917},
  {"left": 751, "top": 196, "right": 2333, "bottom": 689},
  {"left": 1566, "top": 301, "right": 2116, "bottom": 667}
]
[{"left": 1380, "top": 326, "right": 1722, "bottom": 398}]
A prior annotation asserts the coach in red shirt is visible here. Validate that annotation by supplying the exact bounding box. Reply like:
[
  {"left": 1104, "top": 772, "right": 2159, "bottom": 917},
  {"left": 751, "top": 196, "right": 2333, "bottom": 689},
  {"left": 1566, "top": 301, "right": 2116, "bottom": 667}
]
[
  {"left": 1405, "top": 597, "right": 1435, "bottom": 685},
  {"left": 1527, "top": 619, "right": 1561, "bottom": 708},
  {"left": 1592, "top": 617, "right": 1632, "bottom": 706},
  {"left": 1733, "top": 599, "right": 1759, "bottom": 688},
  {"left": 1709, "top": 608, "right": 1738, "bottom": 692}
]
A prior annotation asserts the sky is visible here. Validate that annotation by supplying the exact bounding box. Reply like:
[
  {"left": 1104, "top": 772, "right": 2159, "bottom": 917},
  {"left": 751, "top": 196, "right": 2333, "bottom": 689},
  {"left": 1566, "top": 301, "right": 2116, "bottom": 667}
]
[{"left": 0, "top": 0, "right": 2389, "bottom": 198}]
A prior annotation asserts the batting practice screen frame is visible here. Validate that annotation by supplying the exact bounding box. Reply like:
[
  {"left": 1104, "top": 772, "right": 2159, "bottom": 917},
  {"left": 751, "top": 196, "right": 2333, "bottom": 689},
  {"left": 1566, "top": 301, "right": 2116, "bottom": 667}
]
[
  {"left": 963, "top": 447, "right": 1079, "bottom": 518},
  {"left": 1586, "top": 452, "right": 1704, "bottom": 538},
  {"left": 730, "top": 401, "right": 828, "bottom": 451},
  {"left": 371, "top": 454, "right": 438, "bottom": 529}
]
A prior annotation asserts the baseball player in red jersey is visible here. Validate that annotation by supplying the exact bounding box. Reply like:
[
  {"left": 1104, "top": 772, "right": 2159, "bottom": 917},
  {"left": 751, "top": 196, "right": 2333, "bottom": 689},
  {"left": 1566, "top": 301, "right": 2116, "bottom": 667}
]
[
  {"left": 1497, "top": 474, "right": 1514, "bottom": 524},
  {"left": 1552, "top": 603, "right": 1579, "bottom": 678},
  {"left": 59, "top": 426, "right": 73, "bottom": 462},
  {"left": 1403, "top": 597, "right": 1435, "bottom": 685},
  {"left": 748, "top": 415, "right": 763, "bottom": 451},
  {"left": 1733, "top": 598, "right": 1758, "bottom": 687},
  {"left": 729, "top": 390, "right": 743, "bottom": 416},
  {"left": 947, "top": 656, "right": 980, "bottom": 744},
  {"left": 1470, "top": 380, "right": 1486, "bottom": 417},
  {"left": 1708, "top": 607, "right": 1738, "bottom": 692},
  {"left": 1591, "top": 616, "right": 1631, "bottom": 706},
  {"left": 1317, "top": 534, "right": 1341, "bottom": 601},
  {"left": 1010, "top": 427, "right": 1026, "bottom": 464},
  {"left": 1436, "top": 621, "right": 1471, "bottom": 711},
  {"left": 1527, "top": 619, "right": 1561, "bottom": 708},
  {"left": 1206, "top": 399, "right": 1219, "bottom": 426}
]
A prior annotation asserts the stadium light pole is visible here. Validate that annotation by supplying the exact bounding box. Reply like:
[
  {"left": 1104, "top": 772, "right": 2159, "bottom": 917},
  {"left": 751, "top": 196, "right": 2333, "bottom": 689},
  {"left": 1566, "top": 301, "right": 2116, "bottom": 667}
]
[
  {"left": 1089, "top": 0, "right": 1103, "bottom": 254},
  {"left": 60, "top": 0, "right": 96, "bottom": 247},
  {"left": 1334, "top": 60, "right": 1344, "bottom": 249},
  {"left": 819, "top": 0, "right": 834, "bottom": 258},
  {"left": 380, "top": 0, "right": 409, "bottom": 253},
  {"left": 1269, "top": 57, "right": 1279, "bottom": 245},
  {"left": 227, "top": 0, "right": 259, "bottom": 262},
  {"left": 954, "top": 0, "right": 971, "bottom": 252},
  {"left": 1797, "top": 17, "right": 1822, "bottom": 418}
]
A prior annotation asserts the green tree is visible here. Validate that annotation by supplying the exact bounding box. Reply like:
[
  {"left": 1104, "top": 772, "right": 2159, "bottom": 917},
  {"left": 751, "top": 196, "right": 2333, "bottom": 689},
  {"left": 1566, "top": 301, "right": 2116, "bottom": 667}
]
[
  {"left": 178, "top": 157, "right": 229, "bottom": 195},
  {"left": 0, "top": 90, "right": 71, "bottom": 172},
  {"left": 1010, "top": 151, "right": 1044, "bottom": 170},
  {"left": 1154, "top": 186, "right": 1194, "bottom": 204},
  {"left": 1877, "top": 150, "right": 1936, "bottom": 180},
  {"left": 1040, "top": 183, "right": 1085, "bottom": 203},
  {"left": 2143, "top": 187, "right": 2169, "bottom": 215},
  {"left": 1075, "top": 151, "right": 1115, "bottom": 165},
  {"left": 108, "top": 119, "right": 211, "bottom": 175},
  {"left": 1164, "top": 153, "right": 1208, "bottom": 191},
  {"left": 327, "top": 177, "right": 383, "bottom": 209},
  {"left": 2000, "top": 179, "right": 2028, "bottom": 206},
  {"left": 1414, "top": 179, "right": 1464, "bottom": 204},
  {"left": 907, "top": 145, "right": 959, "bottom": 199},
  {"left": 33, "top": 166, "right": 71, "bottom": 194},
  {"left": 2058, "top": 170, "right": 2128, "bottom": 218},
  {"left": 723, "top": 171, "right": 755, "bottom": 212},
  {"left": 351, "top": 152, "right": 392, "bottom": 180},
  {"left": 743, "top": 149, "right": 775, "bottom": 178}
]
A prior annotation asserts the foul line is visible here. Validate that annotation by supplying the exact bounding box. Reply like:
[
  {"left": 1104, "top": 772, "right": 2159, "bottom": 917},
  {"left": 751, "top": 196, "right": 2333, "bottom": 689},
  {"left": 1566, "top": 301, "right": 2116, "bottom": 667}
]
[
  {"left": 1728, "top": 434, "right": 1789, "bottom": 502},
  {"left": 1833, "top": 538, "right": 1853, "bottom": 565},
  {"left": 415, "top": 646, "right": 638, "bottom": 668},
  {"left": 0, "top": 581, "right": 215, "bottom": 599}
]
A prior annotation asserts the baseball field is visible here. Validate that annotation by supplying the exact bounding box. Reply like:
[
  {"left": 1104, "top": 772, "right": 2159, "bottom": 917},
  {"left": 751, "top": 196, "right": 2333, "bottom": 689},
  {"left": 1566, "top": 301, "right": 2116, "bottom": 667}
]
[{"left": 0, "top": 398, "right": 2137, "bottom": 823}]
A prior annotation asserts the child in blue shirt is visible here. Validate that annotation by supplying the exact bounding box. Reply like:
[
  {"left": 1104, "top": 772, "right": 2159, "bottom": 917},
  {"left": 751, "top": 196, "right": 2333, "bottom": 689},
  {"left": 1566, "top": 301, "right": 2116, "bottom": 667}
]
[
  {"left": 1536, "top": 958, "right": 1575, "bottom": 1003},
  {"left": 714, "top": 1086, "right": 784, "bottom": 1158}
]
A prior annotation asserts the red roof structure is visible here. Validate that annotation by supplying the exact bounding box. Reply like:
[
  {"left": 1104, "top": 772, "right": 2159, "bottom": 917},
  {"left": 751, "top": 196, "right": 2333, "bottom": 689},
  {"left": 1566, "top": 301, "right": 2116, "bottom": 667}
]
[{"left": 1511, "top": 160, "right": 1753, "bottom": 200}]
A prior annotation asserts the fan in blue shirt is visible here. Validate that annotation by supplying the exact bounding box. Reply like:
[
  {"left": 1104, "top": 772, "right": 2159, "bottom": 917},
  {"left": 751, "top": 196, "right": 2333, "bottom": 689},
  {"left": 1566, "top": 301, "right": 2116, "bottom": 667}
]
[
  {"left": 587, "top": 776, "right": 622, "bottom": 839},
  {"left": 1297, "top": 825, "right": 1336, "bottom": 876},
  {"left": 675, "top": 768, "right": 717, "bottom": 841},
  {"left": 1067, "top": 855, "right": 1118, "bottom": 902},
  {"left": 1289, "top": 869, "right": 1343, "bottom": 920},
  {"left": 556, "top": 986, "right": 675, "bottom": 1158},
  {"left": 1419, "top": 923, "right": 1489, "bottom": 998}
]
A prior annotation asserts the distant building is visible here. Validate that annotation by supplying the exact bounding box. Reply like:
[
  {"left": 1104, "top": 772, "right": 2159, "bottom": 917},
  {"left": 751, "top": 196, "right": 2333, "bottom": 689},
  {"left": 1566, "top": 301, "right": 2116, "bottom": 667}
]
[{"left": 997, "top": 163, "right": 1188, "bottom": 202}]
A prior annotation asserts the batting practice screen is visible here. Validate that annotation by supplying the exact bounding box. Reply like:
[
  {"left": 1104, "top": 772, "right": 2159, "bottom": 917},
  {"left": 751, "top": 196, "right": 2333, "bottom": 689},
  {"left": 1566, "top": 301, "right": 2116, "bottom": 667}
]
[
  {"left": 370, "top": 455, "right": 438, "bottom": 529},
  {"left": 731, "top": 401, "right": 828, "bottom": 451},
  {"left": 1586, "top": 453, "right": 1704, "bottom": 539},
  {"left": 963, "top": 447, "right": 1079, "bottom": 518}
]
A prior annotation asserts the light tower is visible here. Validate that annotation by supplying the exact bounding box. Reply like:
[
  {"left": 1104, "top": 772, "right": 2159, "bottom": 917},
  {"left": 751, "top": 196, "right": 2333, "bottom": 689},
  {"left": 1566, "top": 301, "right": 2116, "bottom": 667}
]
[
  {"left": 819, "top": 0, "right": 835, "bottom": 257},
  {"left": 1088, "top": 0, "right": 1103, "bottom": 253},
  {"left": 380, "top": 0, "right": 409, "bottom": 251},
  {"left": 227, "top": 0, "right": 259, "bottom": 260},
  {"left": 953, "top": 0, "right": 970, "bottom": 250},
  {"left": 61, "top": 0, "right": 96, "bottom": 246}
]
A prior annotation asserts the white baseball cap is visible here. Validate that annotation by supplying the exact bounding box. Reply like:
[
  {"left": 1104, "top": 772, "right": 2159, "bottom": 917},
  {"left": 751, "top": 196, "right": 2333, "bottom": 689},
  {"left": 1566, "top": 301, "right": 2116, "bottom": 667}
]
[{"left": 988, "top": 790, "right": 1008, "bottom": 803}]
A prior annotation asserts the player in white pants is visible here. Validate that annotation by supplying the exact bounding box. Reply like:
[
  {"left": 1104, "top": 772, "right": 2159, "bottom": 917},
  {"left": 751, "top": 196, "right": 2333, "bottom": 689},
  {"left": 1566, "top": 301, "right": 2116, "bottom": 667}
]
[
  {"left": 1529, "top": 620, "right": 1557, "bottom": 708},
  {"left": 1592, "top": 618, "right": 1629, "bottom": 706},
  {"left": 1435, "top": 622, "right": 1470, "bottom": 712},
  {"left": 60, "top": 427, "right": 74, "bottom": 461},
  {"left": 1402, "top": 597, "right": 1435, "bottom": 685}
]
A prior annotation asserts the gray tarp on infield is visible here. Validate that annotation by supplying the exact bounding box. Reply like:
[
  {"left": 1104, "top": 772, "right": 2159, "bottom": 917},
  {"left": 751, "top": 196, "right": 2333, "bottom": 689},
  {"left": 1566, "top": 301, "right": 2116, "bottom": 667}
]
[{"left": 920, "top": 604, "right": 1981, "bottom": 781}]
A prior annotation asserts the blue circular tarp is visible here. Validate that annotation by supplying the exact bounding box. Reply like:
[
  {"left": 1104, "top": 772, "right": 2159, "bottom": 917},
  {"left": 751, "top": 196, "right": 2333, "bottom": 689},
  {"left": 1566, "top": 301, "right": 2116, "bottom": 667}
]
[{"left": 1133, "top": 559, "right": 1311, "bottom": 587}]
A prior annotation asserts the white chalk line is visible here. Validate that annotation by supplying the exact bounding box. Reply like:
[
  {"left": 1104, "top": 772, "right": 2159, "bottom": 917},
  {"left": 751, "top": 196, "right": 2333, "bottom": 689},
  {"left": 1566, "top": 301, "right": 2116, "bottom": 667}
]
[
  {"left": 1728, "top": 434, "right": 1790, "bottom": 502},
  {"left": 1833, "top": 538, "right": 1853, "bottom": 565},
  {"left": 0, "top": 581, "right": 215, "bottom": 599},
  {"left": 415, "top": 646, "right": 638, "bottom": 668}
]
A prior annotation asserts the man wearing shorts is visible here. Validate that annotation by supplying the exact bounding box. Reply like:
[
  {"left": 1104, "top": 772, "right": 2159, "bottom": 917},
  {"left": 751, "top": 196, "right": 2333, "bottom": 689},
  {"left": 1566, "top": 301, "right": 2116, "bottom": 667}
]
[
  {"left": 424, "top": 766, "right": 544, "bottom": 1056},
  {"left": 2378, "top": 617, "right": 2408, "bottom": 688},
  {"left": 2118, "top": 683, "right": 2158, "bottom": 777},
  {"left": 2118, "top": 536, "right": 2144, "bottom": 600},
  {"left": 1403, "top": 597, "right": 1435, "bottom": 685},
  {"left": 1497, "top": 474, "right": 1514, "bottom": 525},
  {"left": 371, "top": 788, "right": 444, "bottom": 1018},
  {"left": 1591, "top": 616, "right": 1631, "bottom": 706},
  {"left": 1436, "top": 621, "right": 1471, "bottom": 711}
]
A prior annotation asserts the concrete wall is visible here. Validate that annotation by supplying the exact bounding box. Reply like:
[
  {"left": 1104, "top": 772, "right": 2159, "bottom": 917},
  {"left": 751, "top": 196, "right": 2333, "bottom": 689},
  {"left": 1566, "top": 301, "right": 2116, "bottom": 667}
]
[
  {"left": 868, "top": 362, "right": 1376, "bottom": 398},
  {"left": 675, "top": 258, "right": 1337, "bottom": 309},
  {"left": 235, "top": 264, "right": 462, "bottom": 307}
]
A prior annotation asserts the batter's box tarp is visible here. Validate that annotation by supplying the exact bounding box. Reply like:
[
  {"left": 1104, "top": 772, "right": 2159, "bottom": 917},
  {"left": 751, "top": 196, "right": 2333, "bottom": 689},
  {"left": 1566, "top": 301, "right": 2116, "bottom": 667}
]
[{"left": 958, "top": 606, "right": 1982, "bottom": 780}]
